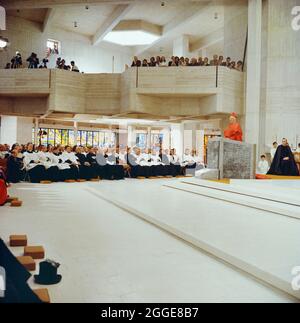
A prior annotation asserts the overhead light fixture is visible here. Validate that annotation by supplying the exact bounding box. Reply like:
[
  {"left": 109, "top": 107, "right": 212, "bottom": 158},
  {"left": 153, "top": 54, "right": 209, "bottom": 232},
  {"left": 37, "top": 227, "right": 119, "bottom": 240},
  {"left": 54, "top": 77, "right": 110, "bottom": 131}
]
[
  {"left": 0, "top": 36, "right": 9, "bottom": 49},
  {"left": 104, "top": 31, "right": 160, "bottom": 46}
]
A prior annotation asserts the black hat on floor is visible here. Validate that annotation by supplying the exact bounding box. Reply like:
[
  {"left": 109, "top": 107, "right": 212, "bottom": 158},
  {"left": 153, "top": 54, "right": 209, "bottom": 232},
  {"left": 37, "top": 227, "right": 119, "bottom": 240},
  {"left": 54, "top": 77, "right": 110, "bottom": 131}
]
[{"left": 34, "top": 259, "right": 62, "bottom": 285}]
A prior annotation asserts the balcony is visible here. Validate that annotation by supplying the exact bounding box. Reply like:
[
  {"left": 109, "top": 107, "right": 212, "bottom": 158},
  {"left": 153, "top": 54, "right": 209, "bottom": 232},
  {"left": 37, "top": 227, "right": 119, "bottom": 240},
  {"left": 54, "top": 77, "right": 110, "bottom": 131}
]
[{"left": 0, "top": 67, "right": 245, "bottom": 118}]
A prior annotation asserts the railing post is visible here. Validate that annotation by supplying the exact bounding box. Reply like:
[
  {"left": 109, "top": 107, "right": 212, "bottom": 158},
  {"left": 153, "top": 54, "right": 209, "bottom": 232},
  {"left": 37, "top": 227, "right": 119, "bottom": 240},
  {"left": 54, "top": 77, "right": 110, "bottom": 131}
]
[
  {"left": 216, "top": 64, "right": 219, "bottom": 88},
  {"left": 136, "top": 66, "right": 139, "bottom": 88}
]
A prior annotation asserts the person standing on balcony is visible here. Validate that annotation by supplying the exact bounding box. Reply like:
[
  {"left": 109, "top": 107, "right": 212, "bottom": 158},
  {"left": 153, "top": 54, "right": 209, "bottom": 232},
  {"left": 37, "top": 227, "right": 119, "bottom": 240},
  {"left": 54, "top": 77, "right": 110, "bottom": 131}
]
[
  {"left": 230, "top": 61, "right": 236, "bottom": 70},
  {"left": 149, "top": 57, "right": 157, "bottom": 67},
  {"left": 179, "top": 57, "right": 186, "bottom": 66},
  {"left": 225, "top": 57, "right": 231, "bottom": 67},
  {"left": 210, "top": 54, "right": 219, "bottom": 66},
  {"left": 218, "top": 56, "right": 224, "bottom": 66},
  {"left": 159, "top": 56, "right": 168, "bottom": 67},
  {"left": 27, "top": 53, "right": 40, "bottom": 69},
  {"left": 131, "top": 56, "right": 141, "bottom": 67},
  {"left": 71, "top": 61, "right": 79, "bottom": 72},
  {"left": 198, "top": 57, "right": 204, "bottom": 66},
  {"left": 142, "top": 59, "right": 149, "bottom": 67},
  {"left": 236, "top": 61, "right": 243, "bottom": 71},
  {"left": 203, "top": 57, "right": 210, "bottom": 66}
]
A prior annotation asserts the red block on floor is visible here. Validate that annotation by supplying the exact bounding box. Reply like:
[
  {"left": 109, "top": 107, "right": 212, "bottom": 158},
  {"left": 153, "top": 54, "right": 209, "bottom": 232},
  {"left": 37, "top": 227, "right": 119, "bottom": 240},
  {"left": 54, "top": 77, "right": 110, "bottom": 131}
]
[
  {"left": 24, "top": 246, "right": 45, "bottom": 259},
  {"left": 11, "top": 200, "right": 23, "bottom": 207},
  {"left": 33, "top": 289, "right": 51, "bottom": 303},
  {"left": 17, "top": 256, "right": 36, "bottom": 271},
  {"left": 10, "top": 235, "right": 28, "bottom": 247},
  {"left": 256, "top": 174, "right": 269, "bottom": 180}
]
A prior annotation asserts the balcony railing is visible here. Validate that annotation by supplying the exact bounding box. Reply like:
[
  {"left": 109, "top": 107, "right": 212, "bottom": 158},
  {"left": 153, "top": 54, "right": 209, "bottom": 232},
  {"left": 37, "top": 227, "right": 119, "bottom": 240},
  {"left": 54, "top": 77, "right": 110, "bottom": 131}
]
[{"left": 0, "top": 67, "right": 245, "bottom": 117}]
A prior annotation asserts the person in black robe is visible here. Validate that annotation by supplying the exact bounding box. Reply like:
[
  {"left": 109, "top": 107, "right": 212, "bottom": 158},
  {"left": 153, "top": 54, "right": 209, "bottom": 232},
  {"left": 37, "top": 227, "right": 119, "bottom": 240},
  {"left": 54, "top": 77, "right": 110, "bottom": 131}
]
[
  {"left": 267, "top": 138, "right": 299, "bottom": 176},
  {"left": 7, "top": 149, "right": 25, "bottom": 183},
  {"left": 86, "top": 148, "right": 100, "bottom": 179},
  {"left": 160, "top": 149, "right": 172, "bottom": 176},
  {"left": 105, "top": 149, "right": 125, "bottom": 180},
  {"left": 75, "top": 147, "right": 94, "bottom": 180}
]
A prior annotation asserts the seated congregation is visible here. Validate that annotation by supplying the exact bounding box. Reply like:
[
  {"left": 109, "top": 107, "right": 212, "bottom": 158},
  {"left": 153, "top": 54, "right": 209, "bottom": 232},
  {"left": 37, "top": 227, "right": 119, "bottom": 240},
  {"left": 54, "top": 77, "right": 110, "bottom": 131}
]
[{"left": 0, "top": 144, "right": 205, "bottom": 184}]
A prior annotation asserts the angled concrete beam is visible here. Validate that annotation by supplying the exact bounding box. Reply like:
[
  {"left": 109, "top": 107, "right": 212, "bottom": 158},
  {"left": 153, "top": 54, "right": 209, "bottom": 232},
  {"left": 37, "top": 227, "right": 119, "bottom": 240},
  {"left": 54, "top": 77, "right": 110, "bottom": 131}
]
[
  {"left": 42, "top": 8, "right": 56, "bottom": 33},
  {"left": 189, "top": 28, "right": 224, "bottom": 52},
  {"left": 2, "top": 0, "right": 134, "bottom": 10},
  {"left": 92, "top": 4, "right": 134, "bottom": 46},
  {"left": 135, "top": 3, "right": 209, "bottom": 56}
]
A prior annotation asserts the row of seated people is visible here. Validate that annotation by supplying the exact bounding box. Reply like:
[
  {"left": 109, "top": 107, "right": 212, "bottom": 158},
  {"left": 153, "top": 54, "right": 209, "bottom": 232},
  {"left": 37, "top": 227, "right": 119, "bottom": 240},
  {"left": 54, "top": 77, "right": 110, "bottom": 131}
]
[
  {"left": 0, "top": 144, "right": 204, "bottom": 183},
  {"left": 131, "top": 55, "right": 243, "bottom": 71}
]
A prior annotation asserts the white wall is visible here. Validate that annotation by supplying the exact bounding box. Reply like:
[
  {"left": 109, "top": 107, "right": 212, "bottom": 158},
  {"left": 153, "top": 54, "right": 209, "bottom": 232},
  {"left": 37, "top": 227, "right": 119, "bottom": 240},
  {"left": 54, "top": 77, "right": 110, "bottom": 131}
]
[
  {"left": 260, "top": 0, "right": 300, "bottom": 152},
  {"left": 224, "top": 0, "right": 248, "bottom": 62},
  {"left": 170, "top": 124, "right": 184, "bottom": 157},
  {"left": 0, "top": 15, "right": 132, "bottom": 73},
  {"left": 0, "top": 116, "right": 33, "bottom": 146}
]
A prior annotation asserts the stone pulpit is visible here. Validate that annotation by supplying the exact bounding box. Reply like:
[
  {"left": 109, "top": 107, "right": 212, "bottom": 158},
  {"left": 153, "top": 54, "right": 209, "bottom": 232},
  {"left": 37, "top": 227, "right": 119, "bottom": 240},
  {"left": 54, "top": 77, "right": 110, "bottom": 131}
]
[{"left": 206, "top": 138, "right": 256, "bottom": 180}]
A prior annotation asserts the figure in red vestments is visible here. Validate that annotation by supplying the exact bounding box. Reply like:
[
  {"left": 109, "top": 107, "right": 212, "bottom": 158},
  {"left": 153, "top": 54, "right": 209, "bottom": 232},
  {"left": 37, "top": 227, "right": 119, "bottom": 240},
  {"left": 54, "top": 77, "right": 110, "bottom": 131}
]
[{"left": 224, "top": 112, "right": 243, "bottom": 142}]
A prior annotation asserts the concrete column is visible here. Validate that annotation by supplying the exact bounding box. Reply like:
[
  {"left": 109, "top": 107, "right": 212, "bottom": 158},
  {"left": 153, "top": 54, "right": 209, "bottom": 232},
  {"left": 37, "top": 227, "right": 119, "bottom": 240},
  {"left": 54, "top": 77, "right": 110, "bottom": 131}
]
[
  {"left": 245, "top": 0, "right": 262, "bottom": 154},
  {"left": 74, "top": 122, "right": 78, "bottom": 146},
  {"left": 147, "top": 127, "right": 151, "bottom": 149},
  {"left": 108, "top": 125, "right": 114, "bottom": 147},
  {"left": 0, "top": 116, "right": 33, "bottom": 146},
  {"left": 118, "top": 126, "right": 128, "bottom": 149},
  {"left": 127, "top": 126, "right": 136, "bottom": 148},
  {"left": 34, "top": 118, "right": 39, "bottom": 146},
  {"left": 171, "top": 123, "right": 184, "bottom": 158},
  {"left": 162, "top": 127, "right": 171, "bottom": 150},
  {"left": 173, "top": 35, "right": 190, "bottom": 57}
]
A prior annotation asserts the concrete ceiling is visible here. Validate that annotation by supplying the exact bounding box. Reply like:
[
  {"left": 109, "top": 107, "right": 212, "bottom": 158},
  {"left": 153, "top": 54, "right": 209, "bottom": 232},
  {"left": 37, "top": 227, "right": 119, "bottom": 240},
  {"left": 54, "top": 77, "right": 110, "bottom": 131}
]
[
  {"left": 51, "top": 4, "right": 115, "bottom": 36},
  {"left": 4, "top": 0, "right": 227, "bottom": 55},
  {"left": 7, "top": 8, "right": 48, "bottom": 24}
]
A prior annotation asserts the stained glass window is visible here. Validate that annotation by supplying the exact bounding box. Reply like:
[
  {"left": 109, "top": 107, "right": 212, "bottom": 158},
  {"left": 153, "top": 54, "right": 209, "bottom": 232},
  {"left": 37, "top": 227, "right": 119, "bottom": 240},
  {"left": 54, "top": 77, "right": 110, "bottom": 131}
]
[
  {"left": 76, "top": 132, "right": 81, "bottom": 146},
  {"left": 87, "top": 132, "right": 93, "bottom": 147},
  {"left": 93, "top": 132, "right": 99, "bottom": 147},
  {"left": 32, "top": 128, "right": 35, "bottom": 143},
  {"left": 55, "top": 129, "right": 62, "bottom": 145},
  {"left": 69, "top": 130, "right": 75, "bottom": 146},
  {"left": 99, "top": 132, "right": 105, "bottom": 147},
  {"left": 33, "top": 128, "right": 117, "bottom": 147},
  {"left": 80, "top": 131, "right": 87, "bottom": 146},
  {"left": 61, "top": 130, "right": 69, "bottom": 146}
]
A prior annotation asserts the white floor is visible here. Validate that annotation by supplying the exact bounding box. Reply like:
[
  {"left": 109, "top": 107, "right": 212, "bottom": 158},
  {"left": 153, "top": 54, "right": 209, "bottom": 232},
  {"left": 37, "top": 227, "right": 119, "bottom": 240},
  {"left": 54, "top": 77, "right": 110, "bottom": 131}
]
[{"left": 0, "top": 179, "right": 297, "bottom": 303}]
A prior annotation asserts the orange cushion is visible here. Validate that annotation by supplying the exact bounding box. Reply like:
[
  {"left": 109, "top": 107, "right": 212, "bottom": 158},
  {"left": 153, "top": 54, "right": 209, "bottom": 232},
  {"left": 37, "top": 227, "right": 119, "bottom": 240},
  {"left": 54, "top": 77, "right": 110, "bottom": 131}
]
[
  {"left": 256, "top": 174, "right": 269, "bottom": 180},
  {"left": 10, "top": 235, "right": 28, "bottom": 247},
  {"left": 24, "top": 246, "right": 45, "bottom": 259},
  {"left": 11, "top": 200, "right": 23, "bottom": 207},
  {"left": 33, "top": 289, "right": 51, "bottom": 303},
  {"left": 17, "top": 256, "right": 36, "bottom": 271}
]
